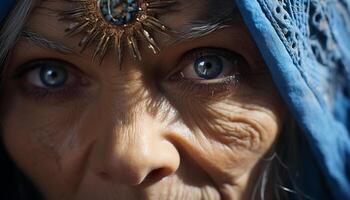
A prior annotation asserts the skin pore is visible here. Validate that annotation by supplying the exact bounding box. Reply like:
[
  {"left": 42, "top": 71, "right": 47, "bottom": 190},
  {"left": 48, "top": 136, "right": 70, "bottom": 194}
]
[{"left": 1, "top": 0, "right": 286, "bottom": 199}]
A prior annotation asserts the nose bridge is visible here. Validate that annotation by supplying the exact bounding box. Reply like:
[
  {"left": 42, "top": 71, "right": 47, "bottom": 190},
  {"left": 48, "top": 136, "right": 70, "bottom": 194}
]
[
  {"left": 109, "top": 79, "right": 153, "bottom": 125},
  {"left": 114, "top": 107, "right": 153, "bottom": 150},
  {"left": 105, "top": 70, "right": 157, "bottom": 152},
  {"left": 94, "top": 102, "right": 180, "bottom": 186}
]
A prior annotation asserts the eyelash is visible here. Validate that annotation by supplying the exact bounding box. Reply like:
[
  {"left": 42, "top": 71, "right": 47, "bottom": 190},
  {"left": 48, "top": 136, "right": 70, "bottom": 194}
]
[
  {"left": 13, "top": 59, "right": 87, "bottom": 101},
  {"left": 166, "top": 48, "right": 245, "bottom": 97},
  {"left": 12, "top": 48, "right": 247, "bottom": 101},
  {"left": 170, "top": 76, "right": 240, "bottom": 98}
]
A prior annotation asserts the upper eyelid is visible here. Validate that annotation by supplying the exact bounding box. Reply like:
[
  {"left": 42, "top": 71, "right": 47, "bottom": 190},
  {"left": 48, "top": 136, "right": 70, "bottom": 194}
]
[
  {"left": 165, "top": 47, "right": 238, "bottom": 78},
  {"left": 13, "top": 59, "right": 77, "bottom": 80},
  {"left": 182, "top": 47, "right": 238, "bottom": 62},
  {"left": 15, "top": 29, "right": 245, "bottom": 80}
]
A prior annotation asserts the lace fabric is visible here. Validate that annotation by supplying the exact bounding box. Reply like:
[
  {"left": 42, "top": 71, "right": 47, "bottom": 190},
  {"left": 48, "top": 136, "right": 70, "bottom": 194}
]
[{"left": 236, "top": 0, "right": 350, "bottom": 199}]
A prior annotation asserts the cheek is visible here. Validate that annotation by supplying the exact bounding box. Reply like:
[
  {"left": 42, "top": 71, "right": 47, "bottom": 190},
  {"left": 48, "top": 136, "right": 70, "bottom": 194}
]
[
  {"left": 174, "top": 103, "right": 281, "bottom": 166},
  {"left": 0, "top": 91, "right": 98, "bottom": 197},
  {"left": 1, "top": 104, "right": 67, "bottom": 197},
  {"left": 2, "top": 94, "right": 79, "bottom": 157},
  {"left": 166, "top": 83, "right": 286, "bottom": 184}
]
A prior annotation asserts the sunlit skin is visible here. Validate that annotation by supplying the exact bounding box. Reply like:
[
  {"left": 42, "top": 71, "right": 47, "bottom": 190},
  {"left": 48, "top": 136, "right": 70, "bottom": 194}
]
[{"left": 1, "top": 0, "right": 286, "bottom": 199}]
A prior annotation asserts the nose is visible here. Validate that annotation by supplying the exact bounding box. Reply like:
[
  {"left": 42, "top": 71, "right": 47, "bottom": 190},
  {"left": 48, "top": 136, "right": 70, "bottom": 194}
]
[{"left": 93, "top": 113, "right": 180, "bottom": 186}]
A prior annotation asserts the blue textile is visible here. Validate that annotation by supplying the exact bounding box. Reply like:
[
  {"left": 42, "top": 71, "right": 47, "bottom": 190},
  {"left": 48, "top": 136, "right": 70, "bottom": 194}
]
[
  {"left": 236, "top": 0, "right": 350, "bottom": 199},
  {"left": 0, "top": 0, "right": 14, "bottom": 25},
  {"left": 0, "top": 0, "right": 349, "bottom": 199}
]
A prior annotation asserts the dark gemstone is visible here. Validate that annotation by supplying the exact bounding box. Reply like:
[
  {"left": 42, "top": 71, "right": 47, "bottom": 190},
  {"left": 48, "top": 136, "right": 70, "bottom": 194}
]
[{"left": 99, "top": 0, "right": 139, "bottom": 26}]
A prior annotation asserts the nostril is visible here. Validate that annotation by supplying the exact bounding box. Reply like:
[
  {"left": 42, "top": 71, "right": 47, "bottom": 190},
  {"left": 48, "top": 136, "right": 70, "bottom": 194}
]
[{"left": 143, "top": 168, "right": 173, "bottom": 185}]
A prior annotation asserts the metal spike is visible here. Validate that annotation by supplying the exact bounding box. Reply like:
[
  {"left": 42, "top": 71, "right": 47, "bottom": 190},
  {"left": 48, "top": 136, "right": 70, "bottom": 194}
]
[
  {"left": 127, "top": 33, "right": 141, "bottom": 61},
  {"left": 143, "top": 16, "right": 169, "bottom": 34},
  {"left": 147, "top": 0, "right": 177, "bottom": 8},
  {"left": 65, "top": 20, "right": 90, "bottom": 36},
  {"left": 93, "top": 33, "right": 108, "bottom": 61},
  {"left": 60, "top": 8, "right": 86, "bottom": 19},
  {"left": 62, "top": 7, "right": 85, "bottom": 15},
  {"left": 60, "top": 0, "right": 177, "bottom": 65},
  {"left": 79, "top": 25, "right": 97, "bottom": 50},
  {"left": 136, "top": 26, "right": 160, "bottom": 54},
  {"left": 98, "top": 35, "right": 111, "bottom": 64},
  {"left": 60, "top": 11, "right": 85, "bottom": 19},
  {"left": 114, "top": 31, "right": 124, "bottom": 68}
]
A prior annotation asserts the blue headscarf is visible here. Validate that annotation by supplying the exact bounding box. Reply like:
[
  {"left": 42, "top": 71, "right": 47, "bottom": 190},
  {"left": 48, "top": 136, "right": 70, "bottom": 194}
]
[
  {"left": 1, "top": 0, "right": 350, "bottom": 199},
  {"left": 236, "top": 0, "right": 350, "bottom": 199}
]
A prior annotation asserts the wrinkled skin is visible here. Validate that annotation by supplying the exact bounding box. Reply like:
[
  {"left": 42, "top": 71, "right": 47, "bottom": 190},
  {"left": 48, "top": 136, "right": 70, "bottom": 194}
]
[{"left": 1, "top": 0, "right": 286, "bottom": 199}]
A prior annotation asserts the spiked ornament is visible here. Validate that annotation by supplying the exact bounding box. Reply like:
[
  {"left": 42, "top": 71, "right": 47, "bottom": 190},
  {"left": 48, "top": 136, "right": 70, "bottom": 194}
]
[{"left": 60, "top": 0, "right": 177, "bottom": 65}]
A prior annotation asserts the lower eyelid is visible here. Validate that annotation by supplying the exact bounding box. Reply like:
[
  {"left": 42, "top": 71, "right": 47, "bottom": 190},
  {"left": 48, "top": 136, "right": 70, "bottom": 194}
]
[
  {"left": 165, "top": 74, "right": 240, "bottom": 98},
  {"left": 17, "top": 72, "right": 89, "bottom": 102},
  {"left": 199, "top": 74, "right": 240, "bottom": 84},
  {"left": 18, "top": 81, "right": 88, "bottom": 102}
]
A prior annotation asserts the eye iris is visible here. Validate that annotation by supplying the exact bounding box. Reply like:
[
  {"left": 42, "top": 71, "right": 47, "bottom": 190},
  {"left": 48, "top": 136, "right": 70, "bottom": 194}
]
[
  {"left": 194, "top": 55, "right": 223, "bottom": 79},
  {"left": 40, "top": 66, "right": 68, "bottom": 88}
]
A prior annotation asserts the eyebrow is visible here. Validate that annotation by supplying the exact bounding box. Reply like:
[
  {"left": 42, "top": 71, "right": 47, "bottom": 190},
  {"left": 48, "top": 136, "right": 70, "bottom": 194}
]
[
  {"left": 175, "top": 11, "right": 238, "bottom": 43},
  {"left": 21, "top": 18, "right": 237, "bottom": 56},
  {"left": 175, "top": 2, "right": 240, "bottom": 43},
  {"left": 21, "top": 30, "right": 73, "bottom": 54}
]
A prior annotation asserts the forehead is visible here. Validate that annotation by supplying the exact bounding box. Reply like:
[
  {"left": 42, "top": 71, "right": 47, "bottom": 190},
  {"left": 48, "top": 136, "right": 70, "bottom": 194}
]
[
  {"left": 22, "top": 0, "right": 238, "bottom": 64},
  {"left": 28, "top": 0, "right": 236, "bottom": 30},
  {"left": 23, "top": 0, "right": 237, "bottom": 56}
]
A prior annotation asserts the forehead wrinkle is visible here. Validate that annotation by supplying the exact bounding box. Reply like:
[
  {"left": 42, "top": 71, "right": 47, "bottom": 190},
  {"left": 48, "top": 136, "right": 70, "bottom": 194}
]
[
  {"left": 174, "top": 1, "right": 240, "bottom": 43},
  {"left": 25, "top": 0, "right": 239, "bottom": 62},
  {"left": 200, "top": 0, "right": 237, "bottom": 19},
  {"left": 23, "top": 1, "right": 98, "bottom": 56},
  {"left": 21, "top": 30, "right": 73, "bottom": 54}
]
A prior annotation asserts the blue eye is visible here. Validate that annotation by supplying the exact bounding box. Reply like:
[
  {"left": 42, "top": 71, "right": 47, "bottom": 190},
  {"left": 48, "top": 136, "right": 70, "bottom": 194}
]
[
  {"left": 194, "top": 55, "right": 224, "bottom": 79},
  {"left": 17, "top": 59, "right": 76, "bottom": 90},
  {"left": 40, "top": 65, "right": 68, "bottom": 88},
  {"left": 13, "top": 59, "right": 90, "bottom": 100},
  {"left": 173, "top": 48, "right": 241, "bottom": 82}
]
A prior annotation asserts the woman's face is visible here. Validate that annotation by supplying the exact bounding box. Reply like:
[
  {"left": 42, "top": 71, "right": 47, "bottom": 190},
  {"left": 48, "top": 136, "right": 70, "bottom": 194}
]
[{"left": 1, "top": 0, "right": 286, "bottom": 199}]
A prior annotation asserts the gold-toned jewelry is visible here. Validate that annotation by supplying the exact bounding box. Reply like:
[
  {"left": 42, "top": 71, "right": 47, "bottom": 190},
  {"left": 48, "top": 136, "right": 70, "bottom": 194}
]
[{"left": 60, "top": 0, "right": 176, "bottom": 64}]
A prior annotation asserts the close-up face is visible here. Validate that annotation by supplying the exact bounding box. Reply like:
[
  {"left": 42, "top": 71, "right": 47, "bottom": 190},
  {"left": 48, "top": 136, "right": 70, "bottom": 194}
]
[{"left": 0, "top": 0, "right": 287, "bottom": 199}]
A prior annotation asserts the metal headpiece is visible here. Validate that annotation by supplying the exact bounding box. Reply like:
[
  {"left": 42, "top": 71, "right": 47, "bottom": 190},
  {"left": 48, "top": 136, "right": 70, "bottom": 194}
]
[{"left": 60, "top": 0, "right": 177, "bottom": 64}]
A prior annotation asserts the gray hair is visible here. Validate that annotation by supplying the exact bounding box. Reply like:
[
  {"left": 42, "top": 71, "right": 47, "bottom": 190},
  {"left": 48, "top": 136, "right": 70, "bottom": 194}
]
[
  {"left": 0, "top": 0, "right": 38, "bottom": 68},
  {"left": 251, "top": 119, "right": 312, "bottom": 200}
]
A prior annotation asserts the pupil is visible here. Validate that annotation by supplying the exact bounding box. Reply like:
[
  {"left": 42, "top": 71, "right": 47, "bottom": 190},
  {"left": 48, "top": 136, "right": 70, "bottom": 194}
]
[
  {"left": 40, "top": 66, "right": 68, "bottom": 88},
  {"left": 204, "top": 63, "right": 212, "bottom": 70},
  {"left": 194, "top": 55, "right": 223, "bottom": 79},
  {"left": 49, "top": 71, "right": 58, "bottom": 79}
]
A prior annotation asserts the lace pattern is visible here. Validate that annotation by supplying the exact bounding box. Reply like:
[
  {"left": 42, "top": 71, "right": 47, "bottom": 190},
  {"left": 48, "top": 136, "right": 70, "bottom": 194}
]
[{"left": 256, "top": 0, "right": 350, "bottom": 110}]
